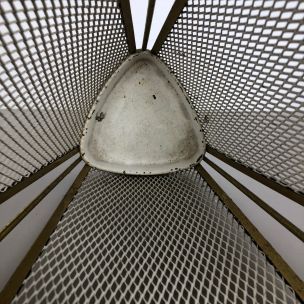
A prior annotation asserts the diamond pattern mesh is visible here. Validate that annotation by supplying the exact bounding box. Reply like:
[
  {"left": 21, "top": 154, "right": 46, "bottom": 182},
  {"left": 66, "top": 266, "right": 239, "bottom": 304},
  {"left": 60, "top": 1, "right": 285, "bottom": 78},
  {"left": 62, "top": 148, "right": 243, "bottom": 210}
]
[
  {"left": 158, "top": 0, "right": 304, "bottom": 193},
  {"left": 0, "top": 0, "right": 129, "bottom": 192},
  {"left": 13, "top": 169, "right": 300, "bottom": 304}
]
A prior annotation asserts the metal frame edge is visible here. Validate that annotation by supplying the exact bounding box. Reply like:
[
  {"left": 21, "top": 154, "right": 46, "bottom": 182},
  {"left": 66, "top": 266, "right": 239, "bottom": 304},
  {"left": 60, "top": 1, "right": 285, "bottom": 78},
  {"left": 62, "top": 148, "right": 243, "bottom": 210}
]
[
  {"left": 118, "top": 0, "right": 136, "bottom": 54},
  {"left": 0, "top": 147, "right": 80, "bottom": 205},
  {"left": 195, "top": 164, "right": 304, "bottom": 301},
  {"left": 0, "top": 158, "right": 82, "bottom": 241},
  {"left": 151, "top": 0, "right": 187, "bottom": 54},
  {"left": 142, "top": 0, "right": 156, "bottom": 51},
  {"left": 206, "top": 145, "right": 304, "bottom": 206},
  {"left": 0, "top": 165, "right": 91, "bottom": 304},
  {"left": 203, "top": 157, "right": 304, "bottom": 243}
]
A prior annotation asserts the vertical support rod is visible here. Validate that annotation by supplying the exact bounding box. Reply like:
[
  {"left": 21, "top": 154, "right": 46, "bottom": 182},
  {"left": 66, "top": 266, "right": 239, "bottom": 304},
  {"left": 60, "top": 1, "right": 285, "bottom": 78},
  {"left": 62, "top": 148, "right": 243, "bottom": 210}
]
[
  {"left": 142, "top": 0, "right": 156, "bottom": 50},
  {"left": 151, "top": 0, "right": 187, "bottom": 54},
  {"left": 119, "top": 0, "right": 136, "bottom": 53}
]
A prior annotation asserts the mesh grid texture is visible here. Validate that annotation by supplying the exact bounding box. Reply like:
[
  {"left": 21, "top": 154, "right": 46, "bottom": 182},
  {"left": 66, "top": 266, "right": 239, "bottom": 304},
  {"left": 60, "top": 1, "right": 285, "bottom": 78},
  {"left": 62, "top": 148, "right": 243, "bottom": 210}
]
[
  {"left": 158, "top": 0, "right": 304, "bottom": 193},
  {"left": 13, "top": 169, "right": 300, "bottom": 304},
  {"left": 0, "top": 0, "right": 129, "bottom": 192}
]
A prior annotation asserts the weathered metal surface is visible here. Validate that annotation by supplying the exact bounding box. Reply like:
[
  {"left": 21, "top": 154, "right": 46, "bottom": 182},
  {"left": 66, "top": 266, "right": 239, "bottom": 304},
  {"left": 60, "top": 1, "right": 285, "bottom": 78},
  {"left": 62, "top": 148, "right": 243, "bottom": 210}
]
[{"left": 81, "top": 52, "right": 205, "bottom": 175}]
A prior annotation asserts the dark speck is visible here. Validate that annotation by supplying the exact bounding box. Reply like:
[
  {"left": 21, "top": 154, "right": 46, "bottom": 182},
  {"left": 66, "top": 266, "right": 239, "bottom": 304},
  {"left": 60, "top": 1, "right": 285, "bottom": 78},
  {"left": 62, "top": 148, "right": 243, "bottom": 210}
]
[
  {"left": 96, "top": 112, "right": 105, "bottom": 122},
  {"left": 153, "top": 95, "right": 156, "bottom": 99}
]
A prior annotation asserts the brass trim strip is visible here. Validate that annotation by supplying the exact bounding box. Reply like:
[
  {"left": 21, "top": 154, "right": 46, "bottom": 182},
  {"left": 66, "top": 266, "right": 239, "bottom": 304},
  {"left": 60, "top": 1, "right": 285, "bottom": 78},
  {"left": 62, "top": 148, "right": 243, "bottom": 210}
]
[
  {"left": 0, "top": 157, "right": 82, "bottom": 241},
  {"left": 206, "top": 145, "right": 304, "bottom": 206},
  {"left": 0, "top": 165, "right": 91, "bottom": 304},
  {"left": 119, "top": 0, "right": 136, "bottom": 54},
  {"left": 142, "top": 0, "right": 156, "bottom": 51},
  {"left": 151, "top": 0, "right": 187, "bottom": 54},
  {"left": 203, "top": 157, "right": 304, "bottom": 242},
  {"left": 0, "top": 147, "right": 79, "bottom": 205},
  {"left": 195, "top": 164, "right": 304, "bottom": 301}
]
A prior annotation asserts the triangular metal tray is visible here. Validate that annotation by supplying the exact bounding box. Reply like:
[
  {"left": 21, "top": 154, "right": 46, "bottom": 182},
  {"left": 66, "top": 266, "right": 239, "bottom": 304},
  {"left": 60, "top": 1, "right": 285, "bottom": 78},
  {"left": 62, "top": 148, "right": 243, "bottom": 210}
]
[{"left": 80, "top": 52, "right": 205, "bottom": 175}]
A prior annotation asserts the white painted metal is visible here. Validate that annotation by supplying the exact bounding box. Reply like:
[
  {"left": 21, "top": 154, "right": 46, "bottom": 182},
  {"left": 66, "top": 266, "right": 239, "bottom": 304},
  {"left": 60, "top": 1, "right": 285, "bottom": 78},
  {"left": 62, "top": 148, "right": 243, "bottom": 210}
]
[{"left": 81, "top": 52, "right": 205, "bottom": 175}]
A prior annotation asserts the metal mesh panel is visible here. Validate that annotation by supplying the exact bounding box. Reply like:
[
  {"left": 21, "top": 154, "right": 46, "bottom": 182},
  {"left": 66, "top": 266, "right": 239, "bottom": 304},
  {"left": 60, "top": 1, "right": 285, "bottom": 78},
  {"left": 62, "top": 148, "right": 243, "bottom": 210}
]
[
  {"left": 13, "top": 170, "right": 300, "bottom": 304},
  {"left": 158, "top": 0, "right": 304, "bottom": 193},
  {"left": 0, "top": 0, "right": 129, "bottom": 192}
]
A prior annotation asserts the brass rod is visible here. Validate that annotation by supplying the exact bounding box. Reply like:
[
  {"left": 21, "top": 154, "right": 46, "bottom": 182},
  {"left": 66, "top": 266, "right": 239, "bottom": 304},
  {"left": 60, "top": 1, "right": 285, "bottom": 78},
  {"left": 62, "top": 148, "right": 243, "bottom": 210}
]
[
  {"left": 195, "top": 164, "right": 304, "bottom": 301},
  {"left": 142, "top": 0, "right": 156, "bottom": 50},
  {"left": 206, "top": 145, "right": 304, "bottom": 206},
  {"left": 0, "top": 165, "right": 91, "bottom": 304},
  {"left": 119, "top": 0, "right": 136, "bottom": 53},
  {"left": 203, "top": 156, "right": 304, "bottom": 243},
  {"left": 0, "top": 157, "right": 82, "bottom": 241},
  {"left": 0, "top": 147, "right": 79, "bottom": 205},
  {"left": 151, "top": 0, "right": 187, "bottom": 54}
]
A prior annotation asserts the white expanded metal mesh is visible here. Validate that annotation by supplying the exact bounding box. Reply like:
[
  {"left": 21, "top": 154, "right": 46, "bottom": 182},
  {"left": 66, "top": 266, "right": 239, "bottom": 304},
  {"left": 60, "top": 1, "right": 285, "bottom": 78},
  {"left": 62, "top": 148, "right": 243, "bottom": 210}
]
[
  {"left": 158, "top": 0, "right": 304, "bottom": 194},
  {"left": 0, "top": 0, "right": 129, "bottom": 192},
  {"left": 13, "top": 169, "right": 300, "bottom": 304}
]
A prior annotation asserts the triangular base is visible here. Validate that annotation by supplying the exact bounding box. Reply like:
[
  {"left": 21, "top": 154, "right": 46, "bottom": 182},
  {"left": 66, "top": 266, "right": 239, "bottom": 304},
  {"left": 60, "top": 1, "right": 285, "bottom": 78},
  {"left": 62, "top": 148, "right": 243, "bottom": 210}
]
[{"left": 80, "top": 52, "right": 205, "bottom": 175}]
